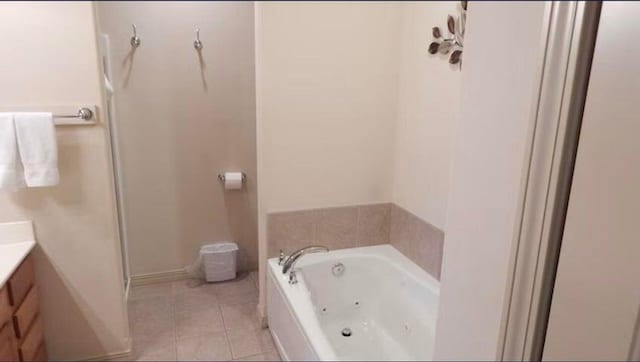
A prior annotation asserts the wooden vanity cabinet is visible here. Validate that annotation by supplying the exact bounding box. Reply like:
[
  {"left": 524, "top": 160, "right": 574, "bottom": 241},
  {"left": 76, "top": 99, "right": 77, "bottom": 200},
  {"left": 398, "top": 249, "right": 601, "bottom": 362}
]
[
  {"left": 0, "top": 286, "right": 18, "bottom": 362},
  {"left": 0, "top": 255, "right": 46, "bottom": 361}
]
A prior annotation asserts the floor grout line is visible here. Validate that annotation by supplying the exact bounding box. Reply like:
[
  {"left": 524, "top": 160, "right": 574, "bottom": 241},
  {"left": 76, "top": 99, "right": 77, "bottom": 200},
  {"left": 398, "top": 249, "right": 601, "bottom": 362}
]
[
  {"left": 129, "top": 277, "right": 269, "bottom": 361},
  {"left": 216, "top": 282, "right": 234, "bottom": 360},
  {"left": 221, "top": 307, "right": 235, "bottom": 358}
]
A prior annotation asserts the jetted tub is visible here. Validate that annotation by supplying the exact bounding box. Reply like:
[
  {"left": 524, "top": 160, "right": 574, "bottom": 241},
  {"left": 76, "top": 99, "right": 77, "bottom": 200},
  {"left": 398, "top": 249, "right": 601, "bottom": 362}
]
[{"left": 267, "top": 244, "right": 440, "bottom": 361}]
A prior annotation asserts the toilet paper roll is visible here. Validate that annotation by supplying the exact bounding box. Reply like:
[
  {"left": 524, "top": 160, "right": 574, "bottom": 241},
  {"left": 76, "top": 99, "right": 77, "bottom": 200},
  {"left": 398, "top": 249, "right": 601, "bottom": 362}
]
[{"left": 224, "top": 172, "right": 243, "bottom": 190}]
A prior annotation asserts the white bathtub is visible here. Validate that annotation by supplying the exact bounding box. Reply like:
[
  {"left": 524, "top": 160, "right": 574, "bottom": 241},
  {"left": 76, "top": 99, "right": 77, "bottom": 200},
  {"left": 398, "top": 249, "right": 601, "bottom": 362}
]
[{"left": 267, "top": 244, "right": 440, "bottom": 361}]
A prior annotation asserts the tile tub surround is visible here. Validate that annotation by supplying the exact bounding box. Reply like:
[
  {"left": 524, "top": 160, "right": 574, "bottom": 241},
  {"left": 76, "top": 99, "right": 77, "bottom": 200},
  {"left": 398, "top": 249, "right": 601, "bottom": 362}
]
[
  {"left": 267, "top": 203, "right": 444, "bottom": 279},
  {"left": 122, "top": 271, "right": 280, "bottom": 361},
  {"left": 389, "top": 204, "right": 445, "bottom": 280},
  {"left": 267, "top": 204, "right": 392, "bottom": 258}
]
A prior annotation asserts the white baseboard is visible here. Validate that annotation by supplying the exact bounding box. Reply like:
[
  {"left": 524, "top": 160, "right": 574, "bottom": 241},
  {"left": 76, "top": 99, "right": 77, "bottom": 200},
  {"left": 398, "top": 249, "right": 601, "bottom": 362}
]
[
  {"left": 83, "top": 337, "right": 132, "bottom": 361},
  {"left": 269, "top": 328, "right": 289, "bottom": 361},
  {"left": 85, "top": 348, "right": 131, "bottom": 361},
  {"left": 257, "top": 303, "right": 268, "bottom": 329},
  {"left": 130, "top": 269, "right": 191, "bottom": 287}
]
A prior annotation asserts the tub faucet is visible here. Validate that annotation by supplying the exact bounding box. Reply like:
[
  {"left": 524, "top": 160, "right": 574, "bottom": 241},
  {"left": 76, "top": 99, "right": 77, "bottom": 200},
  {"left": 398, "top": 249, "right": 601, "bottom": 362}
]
[{"left": 281, "top": 245, "right": 329, "bottom": 283}]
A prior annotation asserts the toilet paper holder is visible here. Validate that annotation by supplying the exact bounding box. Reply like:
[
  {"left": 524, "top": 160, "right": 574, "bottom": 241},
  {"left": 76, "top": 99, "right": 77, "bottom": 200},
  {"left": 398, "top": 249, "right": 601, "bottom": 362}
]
[{"left": 217, "top": 172, "right": 247, "bottom": 183}]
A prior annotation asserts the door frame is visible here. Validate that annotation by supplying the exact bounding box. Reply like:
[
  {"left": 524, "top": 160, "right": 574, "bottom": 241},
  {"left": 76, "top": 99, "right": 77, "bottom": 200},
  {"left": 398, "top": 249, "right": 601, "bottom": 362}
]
[{"left": 497, "top": 2, "right": 601, "bottom": 360}]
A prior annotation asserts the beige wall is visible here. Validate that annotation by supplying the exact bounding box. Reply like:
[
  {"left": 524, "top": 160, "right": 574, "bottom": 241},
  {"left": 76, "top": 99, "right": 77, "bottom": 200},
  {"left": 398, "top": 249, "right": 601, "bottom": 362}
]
[
  {"left": 257, "top": 2, "right": 401, "bottom": 214},
  {"left": 97, "top": 2, "right": 257, "bottom": 275},
  {"left": 392, "top": 2, "right": 461, "bottom": 230},
  {"left": 256, "top": 1, "right": 463, "bottom": 315},
  {"left": 0, "top": 2, "right": 129, "bottom": 360},
  {"left": 256, "top": 1, "right": 462, "bottom": 251},
  {"left": 255, "top": 0, "right": 403, "bottom": 316},
  {"left": 434, "top": 2, "right": 547, "bottom": 359}
]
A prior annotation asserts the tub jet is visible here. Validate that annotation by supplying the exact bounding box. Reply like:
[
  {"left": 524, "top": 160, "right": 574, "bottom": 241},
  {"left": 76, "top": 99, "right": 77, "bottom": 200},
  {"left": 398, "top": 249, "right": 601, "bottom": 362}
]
[{"left": 341, "top": 328, "right": 352, "bottom": 337}]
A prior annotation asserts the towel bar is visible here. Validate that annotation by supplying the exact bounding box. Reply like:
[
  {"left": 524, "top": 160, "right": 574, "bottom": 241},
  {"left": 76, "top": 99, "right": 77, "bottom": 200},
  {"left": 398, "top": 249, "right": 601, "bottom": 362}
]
[
  {"left": 0, "top": 105, "right": 98, "bottom": 125},
  {"left": 53, "top": 108, "right": 94, "bottom": 122}
]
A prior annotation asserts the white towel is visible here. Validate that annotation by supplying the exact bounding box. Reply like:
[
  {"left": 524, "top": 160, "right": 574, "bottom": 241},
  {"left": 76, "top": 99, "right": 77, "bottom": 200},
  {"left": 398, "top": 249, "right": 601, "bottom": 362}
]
[
  {"left": 0, "top": 113, "right": 25, "bottom": 189},
  {"left": 14, "top": 112, "right": 59, "bottom": 187}
]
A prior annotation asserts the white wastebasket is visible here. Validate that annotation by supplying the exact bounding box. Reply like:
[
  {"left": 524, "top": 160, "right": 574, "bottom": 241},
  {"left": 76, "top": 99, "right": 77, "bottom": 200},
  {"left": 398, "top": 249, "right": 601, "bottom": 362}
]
[{"left": 200, "top": 242, "right": 238, "bottom": 282}]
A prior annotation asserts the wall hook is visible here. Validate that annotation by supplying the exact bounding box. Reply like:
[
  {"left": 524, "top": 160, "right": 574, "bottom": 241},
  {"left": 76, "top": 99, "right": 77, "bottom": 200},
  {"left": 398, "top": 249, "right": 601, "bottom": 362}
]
[
  {"left": 193, "top": 28, "right": 203, "bottom": 50},
  {"left": 130, "top": 24, "right": 141, "bottom": 48}
]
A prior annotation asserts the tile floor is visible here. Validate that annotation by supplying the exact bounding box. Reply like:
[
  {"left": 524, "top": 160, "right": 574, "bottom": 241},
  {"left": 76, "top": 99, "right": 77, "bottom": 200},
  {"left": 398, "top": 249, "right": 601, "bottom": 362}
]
[{"left": 123, "top": 271, "right": 281, "bottom": 361}]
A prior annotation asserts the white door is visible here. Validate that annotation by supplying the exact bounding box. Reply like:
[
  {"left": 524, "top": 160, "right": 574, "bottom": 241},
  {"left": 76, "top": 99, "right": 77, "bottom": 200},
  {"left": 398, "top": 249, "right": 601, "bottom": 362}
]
[{"left": 543, "top": 2, "right": 640, "bottom": 360}]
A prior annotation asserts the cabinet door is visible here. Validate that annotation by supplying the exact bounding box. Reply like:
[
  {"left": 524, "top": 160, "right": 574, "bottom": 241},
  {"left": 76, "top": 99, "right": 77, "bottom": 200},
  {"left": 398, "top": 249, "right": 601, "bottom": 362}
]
[
  {"left": 0, "top": 322, "right": 18, "bottom": 362},
  {"left": 0, "top": 286, "right": 17, "bottom": 362}
]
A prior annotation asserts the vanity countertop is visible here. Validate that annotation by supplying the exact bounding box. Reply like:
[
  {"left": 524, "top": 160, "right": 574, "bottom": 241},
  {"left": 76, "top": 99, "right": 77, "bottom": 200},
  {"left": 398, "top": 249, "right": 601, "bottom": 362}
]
[{"left": 0, "top": 221, "right": 36, "bottom": 288}]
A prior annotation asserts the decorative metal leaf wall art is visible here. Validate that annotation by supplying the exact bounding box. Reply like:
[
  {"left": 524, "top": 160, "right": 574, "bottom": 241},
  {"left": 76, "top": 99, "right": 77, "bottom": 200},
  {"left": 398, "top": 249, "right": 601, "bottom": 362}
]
[{"left": 428, "top": 0, "right": 467, "bottom": 67}]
